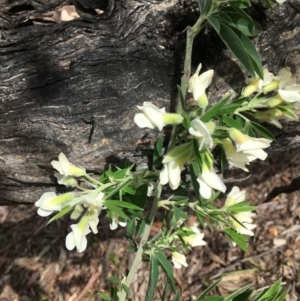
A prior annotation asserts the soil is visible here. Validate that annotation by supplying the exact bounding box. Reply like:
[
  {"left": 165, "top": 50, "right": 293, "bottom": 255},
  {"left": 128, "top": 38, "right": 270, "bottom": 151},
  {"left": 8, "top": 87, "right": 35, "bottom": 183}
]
[{"left": 1, "top": 149, "right": 300, "bottom": 301}]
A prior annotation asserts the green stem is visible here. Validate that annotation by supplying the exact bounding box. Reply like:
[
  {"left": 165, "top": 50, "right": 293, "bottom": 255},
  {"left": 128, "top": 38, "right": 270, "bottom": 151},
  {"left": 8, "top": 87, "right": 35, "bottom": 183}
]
[
  {"left": 119, "top": 14, "right": 208, "bottom": 301},
  {"left": 168, "top": 17, "right": 206, "bottom": 151},
  {"left": 118, "top": 183, "right": 162, "bottom": 301}
]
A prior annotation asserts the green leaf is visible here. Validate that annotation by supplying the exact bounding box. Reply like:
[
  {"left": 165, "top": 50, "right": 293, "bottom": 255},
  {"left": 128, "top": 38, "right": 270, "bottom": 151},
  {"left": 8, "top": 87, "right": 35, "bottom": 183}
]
[
  {"left": 198, "top": 297, "right": 224, "bottom": 301},
  {"left": 220, "top": 115, "right": 243, "bottom": 130},
  {"left": 153, "top": 137, "right": 163, "bottom": 167},
  {"left": 47, "top": 206, "right": 72, "bottom": 225},
  {"left": 129, "top": 184, "right": 148, "bottom": 209},
  {"left": 207, "top": 16, "right": 256, "bottom": 77},
  {"left": 161, "top": 283, "right": 170, "bottom": 301},
  {"left": 201, "top": 94, "right": 231, "bottom": 122},
  {"left": 250, "top": 121, "right": 275, "bottom": 140},
  {"left": 218, "top": 147, "right": 229, "bottom": 172},
  {"left": 104, "top": 200, "right": 142, "bottom": 210},
  {"left": 109, "top": 276, "right": 121, "bottom": 283},
  {"left": 195, "top": 277, "right": 222, "bottom": 300},
  {"left": 126, "top": 219, "right": 136, "bottom": 236},
  {"left": 154, "top": 250, "right": 176, "bottom": 292},
  {"left": 145, "top": 255, "right": 159, "bottom": 301},
  {"left": 173, "top": 291, "right": 181, "bottom": 301},
  {"left": 223, "top": 284, "right": 252, "bottom": 301},
  {"left": 224, "top": 228, "right": 248, "bottom": 252},
  {"left": 228, "top": 4, "right": 261, "bottom": 36},
  {"left": 97, "top": 292, "right": 111, "bottom": 301},
  {"left": 232, "top": 290, "right": 253, "bottom": 301},
  {"left": 177, "top": 85, "right": 185, "bottom": 112},
  {"left": 232, "top": 29, "right": 263, "bottom": 78},
  {"left": 230, "top": 0, "right": 250, "bottom": 8},
  {"left": 189, "top": 163, "right": 202, "bottom": 203},
  {"left": 254, "top": 278, "right": 282, "bottom": 301},
  {"left": 274, "top": 289, "right": 289, "bottom": 301},
  {"left": 105, "top": 204, "right": 129, "bottom": 220},
  {"left": 199, "top": 0, "right": 213, "bottom": 16}
]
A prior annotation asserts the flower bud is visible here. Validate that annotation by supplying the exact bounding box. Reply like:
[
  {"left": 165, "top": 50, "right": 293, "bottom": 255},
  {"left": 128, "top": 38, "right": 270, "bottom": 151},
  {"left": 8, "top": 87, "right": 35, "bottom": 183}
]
[{"left": 163, "top": 113, "right": 184, "bottom": 126}]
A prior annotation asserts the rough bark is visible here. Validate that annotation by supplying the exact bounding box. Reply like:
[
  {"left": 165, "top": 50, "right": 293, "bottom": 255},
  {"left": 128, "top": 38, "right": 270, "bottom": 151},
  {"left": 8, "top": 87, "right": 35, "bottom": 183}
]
[{"left": 0, "top": 0, "right": 299, "bottom": 205}]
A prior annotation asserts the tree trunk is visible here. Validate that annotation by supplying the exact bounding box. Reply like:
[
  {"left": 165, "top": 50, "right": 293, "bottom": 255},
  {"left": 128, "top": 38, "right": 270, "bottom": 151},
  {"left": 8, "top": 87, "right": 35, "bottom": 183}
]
[{"left": 0, "top": 0, "right": 300, "bottom": 205}]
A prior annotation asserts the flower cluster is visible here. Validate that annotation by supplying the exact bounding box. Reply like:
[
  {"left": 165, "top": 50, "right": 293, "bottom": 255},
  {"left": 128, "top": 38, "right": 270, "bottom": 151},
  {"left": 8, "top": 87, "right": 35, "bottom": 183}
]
[
  {"left": 241, "top": 67, "right": 300, "bottom": 128},
  {"left": 35, "top": 153, "right": 129, "bottom": 252}
]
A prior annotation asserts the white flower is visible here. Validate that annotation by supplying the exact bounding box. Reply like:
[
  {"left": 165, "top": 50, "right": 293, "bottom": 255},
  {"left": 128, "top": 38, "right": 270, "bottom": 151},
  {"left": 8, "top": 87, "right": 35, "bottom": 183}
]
[
  {"left": 188, "top": 63, "right": 214, "bottom": 108},
  {"left": 197, "top": 162, "right": 226, "bottom": 199},
  {"left": 83, "top": 190, "right": 105, "bottom": 208},
  {"left": 242, "top": 69, "right": 274, "bottom": 97},
  {"left": 172, "top": 252, "right": 188, "bottom": 269},
  {"left": 66, "top": 215, "right": 91, "bottom": 252},
  {"left": 183, "top": 223, "right": 206, "bottom": 247},
  {"left": 232, "top": 211, "right": 256, "bottom": 236},
  {"left": 160, "top": 143, "right": 192, "bottom": 190},
  {"left": 132, "top": 163, "right": 156, "bottom": 196},
  {"left": 54, "top": 173, "right": 78, "bottom": 187},
  {"left": 225, "top": 187, "right": 256, "bottom": 236},
  {"left": 51, "top": 153, "right": 86, "bottom": 178},
  {"left": 222, "top": 138, "right": 267, "bottom": 171},
  {"left": 88, "top": 209, "right": 100, "bottom": 234},
  {"left": 35, "top": 192, "right": 74, "bottom": 216},
  {"left": 224, "top": 186, "right": 246, "bottom": 207},
  {"left": 189, "top": 119, "right": 214, "bottom": 150},
  {"left": 228, "top": 128, "right": 272, "bottom": 153},
  {"left": 134, "top": 102, "right": 183, "bottom": 131},
  {"left": 110, "top": 214, "right": 127, "bottom": 230},
  {"left": 276, "top": 0, "right": 286, "bottom": 4},
  {"left": 278, "top": 84, "right": 300, "bottom": 103}
]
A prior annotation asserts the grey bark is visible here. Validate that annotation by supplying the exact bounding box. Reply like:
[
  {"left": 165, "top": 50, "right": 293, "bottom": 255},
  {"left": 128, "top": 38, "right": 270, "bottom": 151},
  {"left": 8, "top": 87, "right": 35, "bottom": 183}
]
[{"left": 0, "top": 0, "right": 299, "bottom": 205}]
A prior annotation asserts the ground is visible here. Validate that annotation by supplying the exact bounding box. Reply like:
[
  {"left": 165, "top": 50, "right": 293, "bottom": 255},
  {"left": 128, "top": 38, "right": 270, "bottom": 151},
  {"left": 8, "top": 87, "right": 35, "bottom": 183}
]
[{"left": 0, "top": 149, "right": 300, "bottom": 301}]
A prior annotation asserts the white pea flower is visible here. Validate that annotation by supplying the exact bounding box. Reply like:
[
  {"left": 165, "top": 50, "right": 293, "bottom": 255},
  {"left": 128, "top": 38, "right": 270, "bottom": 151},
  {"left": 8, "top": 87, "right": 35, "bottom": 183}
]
[
  {"left": 54, "top": 173, "right": 78, "bottom": 187},
  {"left": 228, "top": 128, "right": 272, "bottom": 153},
  {"left": 35, "top": 191, "right": 74, "bottom": 217},
  {"left": 232, "top": 211, "right": 257, "bottom": 236},
  {"left": 197, "top": 162, "right": 226, "bottom": 199},
  {"left": 183, "top": 223, "right": 206, "bottom": 247},
  {"left": 134, "top": 102, "right": 183, "bottom": 131},
  {"left": 242, "top": 69, "right": 274, "bottom": 97},
  {"left": 51, "top": 152, "right": 86, "bottom": 178},
  {"left": 222, "top": 138, "right": 268, "bottom": 171},
  {"left": 160, "top": 143, "right": 192, "bottom": 190},
  {"left": 224, "top": 186, "right": 246, "bottom": 207},
  {"left": 278, "top": 84, "right": 300, "bottom": 103},
  {"left": 88, "top": 208, "right": 100, "bottom": 234},
  {"left": 172, "top": 252, "right": 188, "bottom": 269},
  {"left": 188, "top": 63, "right": 214, "bottom": 108},
  {"left": 110, "top": 214, "right": 127, "bottom": 230},
  {"left": 225, "top": 187, "right": 256, "bottom": 236},
  {"left": 83, "top": 190, "right": 105, "bottom": 208},
  {"left": 66, "top": 215, "right": 91, "bottom": 252},
  {"left": 189, "top": 119, "right": 214, "bottom": 150}
]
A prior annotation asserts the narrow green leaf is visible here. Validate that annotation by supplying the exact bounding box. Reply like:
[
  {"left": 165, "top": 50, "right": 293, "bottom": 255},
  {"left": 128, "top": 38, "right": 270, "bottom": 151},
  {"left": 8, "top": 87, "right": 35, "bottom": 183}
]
[
  {"left": 105, "top": 204, "right": 129, "bottom": 220},
  {"left": 254, "top": 278, "right": 281, "bottom": 301},
  {"left": 47, "top": 206, "right": 72, "bottom": 225},
  {"left": 189, "top": 163, "right": 202, "bottom": 203},
  {"left": 104, "top": 200, "right": 142, "bottom": 210},
  {"left": 218, "top": 147, "right": 229, "bottom": 172},
  {"left": 250, "top": 121, "right": 275, "bottom": 140},
  {"left": 145, "top": 255, "right": 159, "bottom": 301},
  {"left": 198, "top": 297, "right": 224, "bottom": 301},
  {"left": 153, "top": 137, "right": 163, "bottom": 167},
  {"left": 173, "top": 291, "right": 181, "bottom": 301},
  {"left": 208, "top": 16, "right": 255, "bottom": 77},
  {"left": 274, "top": 289, "right": 289, "bottom": 301},
  {"left": 232, "top": 290, "right": 253, "bottom": 301},
  {"left": 154, "top": 250, "right": 176, "bottom": 292},
  {"left": 195, "top": 277, "right": 223, "bottom": 300},
  {"left": 177, "top": 85, "right": 185, "bottom": 112},
  {"left": 223, "top": 284, "right": 252, "bottom": 301},
  {"left": 126, "top": 219, "right": 136, "bottom": 236},
  {"left": 220, "top": 115, "right": 243, "bottom": 130},
  {"left": 109, "top": 276, "right": 121, "bottom": 283},
  {"left": 161, "top": 283, "right": 170, "bottom": 301},
  {"left": 224, "top": 228, "right": 248, "bottom": 252},
  {"left": 129, "top": 184, "right": 148, "bottom": 209},
  {"left": 201, "top": 94, "right": 231, "bottom": 122},
  {"left": 97, "top": 292, "right": 111, "bottom": 301},
  {"left": 199, "top": 0, "right": 213, "bottom": 16}
]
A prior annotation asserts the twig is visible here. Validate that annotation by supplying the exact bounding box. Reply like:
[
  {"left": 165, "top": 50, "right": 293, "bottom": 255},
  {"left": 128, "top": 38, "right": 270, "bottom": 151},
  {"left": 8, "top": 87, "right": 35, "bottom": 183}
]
[{"left": 73, "top": 271, "right": 101, "bottom": 301}]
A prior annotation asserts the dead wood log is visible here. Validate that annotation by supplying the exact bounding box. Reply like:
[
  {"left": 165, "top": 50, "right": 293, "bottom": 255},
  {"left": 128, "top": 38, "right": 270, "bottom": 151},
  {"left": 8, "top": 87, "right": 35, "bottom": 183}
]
[{"left": 0, "top": 0, "right": 299, "bottom": 205}]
